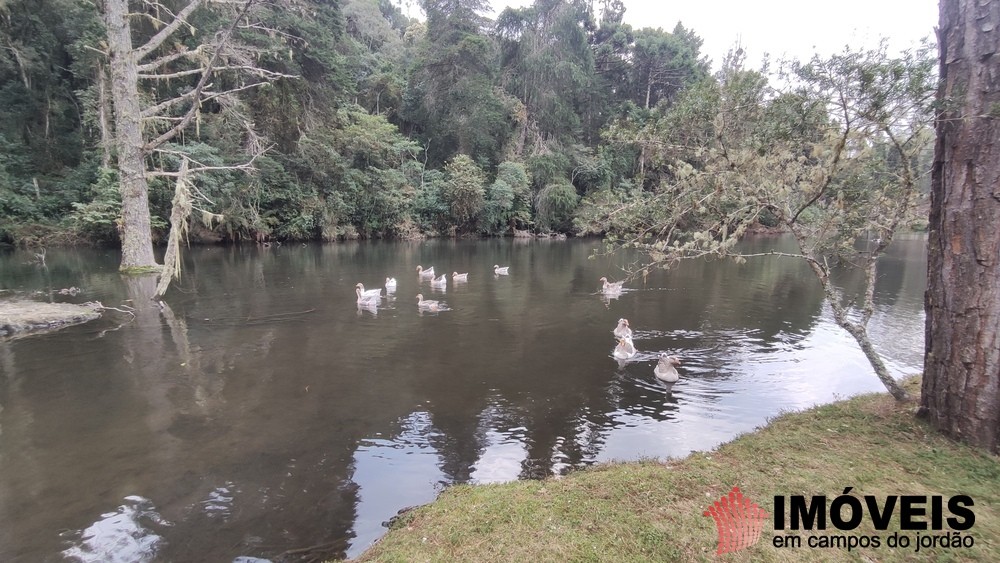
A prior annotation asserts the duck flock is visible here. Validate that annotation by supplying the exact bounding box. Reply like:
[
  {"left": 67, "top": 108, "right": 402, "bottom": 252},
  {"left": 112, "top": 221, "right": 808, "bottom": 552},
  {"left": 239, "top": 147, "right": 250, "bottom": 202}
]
[
  {"left": 355, "top": 267, "right": 682, "bottom": 386},
  {"left": 354, "top": 264, "right": 511, "bottom": 313}
]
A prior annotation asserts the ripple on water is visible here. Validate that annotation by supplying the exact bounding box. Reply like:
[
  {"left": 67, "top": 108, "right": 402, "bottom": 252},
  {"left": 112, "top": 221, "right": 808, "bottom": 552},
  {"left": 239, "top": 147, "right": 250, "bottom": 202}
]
[
  {"left": 61, "top": 496, "right": 170, "bottom": 563},
  {"left": 199, "top": 482, "right": 237, "bottom": 520}
]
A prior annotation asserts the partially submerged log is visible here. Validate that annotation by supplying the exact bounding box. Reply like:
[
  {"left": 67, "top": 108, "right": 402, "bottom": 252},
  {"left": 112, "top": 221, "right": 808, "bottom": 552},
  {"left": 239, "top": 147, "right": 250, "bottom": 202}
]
[{"left": 0, "top": 300, "right": 102, "bottom": 339}]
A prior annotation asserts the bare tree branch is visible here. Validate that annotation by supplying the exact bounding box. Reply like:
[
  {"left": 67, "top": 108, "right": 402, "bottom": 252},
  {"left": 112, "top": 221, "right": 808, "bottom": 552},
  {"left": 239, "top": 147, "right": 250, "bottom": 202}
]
[
  {"left": 134, "top": 0, "right": 206, "bottom": 62},
  {"left": 137, "top": 47, "right": 205, "bottom": 73},
  {"left": 143, "top": 0, "right": 258, "bottom": 152}
]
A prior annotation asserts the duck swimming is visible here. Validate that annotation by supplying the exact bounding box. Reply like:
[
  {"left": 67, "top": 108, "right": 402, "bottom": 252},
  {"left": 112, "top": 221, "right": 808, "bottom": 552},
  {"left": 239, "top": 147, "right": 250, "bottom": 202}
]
[
  {"left": 494, "top": 265, "right": 510, "bottom": 275},
  {"left": 417, "top": 265, "right": 435, "bottom": 278},
  {"left": 385, "top": 277, "right": 397, "bottom": 292},
  {"left": 452, "top": 272, "right": 469, "bottom": 282},
  {"left": 430, "top": 274, "right": 448, "bottom": 288},
  {"left": 416, "top": 294, "right": 444, "bottom": 311},
  {"left": 355, "top": 283, "right": 382, "bottom": 303},
  {"left": 654, "top": 353, "right": 681, "bottom": 384},
  {"left": 613, "top": 337, "right": 637, "bottom": 360},
  {"left": 600, "top": 276, "right": 625, "bottom": 293},
  {"left": 613, "top": 318, "right": 632, "bottom": 339}
]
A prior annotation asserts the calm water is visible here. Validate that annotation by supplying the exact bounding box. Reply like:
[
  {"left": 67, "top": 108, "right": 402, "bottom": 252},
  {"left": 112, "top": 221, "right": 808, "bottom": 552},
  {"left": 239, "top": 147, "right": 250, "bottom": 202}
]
[{"left": 0, "top": 236, "right": 927, "bottom": 562}]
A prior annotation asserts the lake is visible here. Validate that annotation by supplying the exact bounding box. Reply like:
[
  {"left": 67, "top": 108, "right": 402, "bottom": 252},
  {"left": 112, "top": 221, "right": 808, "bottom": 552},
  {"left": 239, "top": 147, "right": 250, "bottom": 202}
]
[{"left": 0, "top": 235, "right": 927, "bottom": 561}]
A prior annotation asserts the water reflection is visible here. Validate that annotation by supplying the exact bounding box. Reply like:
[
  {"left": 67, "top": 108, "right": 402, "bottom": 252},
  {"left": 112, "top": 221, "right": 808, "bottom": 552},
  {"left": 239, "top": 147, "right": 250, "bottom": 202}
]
[
  {"left": 0, "top": 236, "right": 926, "bottom": 561},
  {"left": 61, "top": 496, "right": 169, "bottom": 563}
]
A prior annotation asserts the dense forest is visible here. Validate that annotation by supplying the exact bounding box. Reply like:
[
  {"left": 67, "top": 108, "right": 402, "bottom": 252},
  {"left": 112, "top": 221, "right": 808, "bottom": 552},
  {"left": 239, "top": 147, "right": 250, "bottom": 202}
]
[{"left": 0, "top": 0, "right": 931, "bottom": 248}]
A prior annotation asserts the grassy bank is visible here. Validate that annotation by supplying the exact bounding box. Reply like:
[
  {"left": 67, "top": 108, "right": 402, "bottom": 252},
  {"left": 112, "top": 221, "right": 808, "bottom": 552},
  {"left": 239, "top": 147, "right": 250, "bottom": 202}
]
[{"left": 353, "top": 379, "right": 999, "bottom": 562}]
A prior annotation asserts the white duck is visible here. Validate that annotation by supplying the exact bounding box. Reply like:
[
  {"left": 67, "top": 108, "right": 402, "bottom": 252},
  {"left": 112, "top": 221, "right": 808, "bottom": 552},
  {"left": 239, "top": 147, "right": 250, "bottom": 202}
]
[
  {"left": 600, "top": 276, "right": 625, "bottom": 293},
  {"left": 613, "top": 318, "right": 632, "bottom": 340},
  {"left": 654, "top": 353, "right": 682, "bottom": 384},
  {"left": 494, "top": 265, "right": 510, "bottom": 275},
  {"left": 452, "top": 272, "right": 469, "bottom": 282},
  {"left": 415, "top": 294, "right": 443, "bottom": 311},
  {"left": 355, "top": 283, "right": 382, "bottom": 303},
  {"left": 430, "top": 274, "right": 448, "bottom": 288},
  {"left": 385, "top": 277, "right": 397, "bottom": 292},
  {"left": 417, "top": 265, "right": 435, "bottom": 278},
  {"left": 613, "top": 337, "right": 637, "bottom": 360}
]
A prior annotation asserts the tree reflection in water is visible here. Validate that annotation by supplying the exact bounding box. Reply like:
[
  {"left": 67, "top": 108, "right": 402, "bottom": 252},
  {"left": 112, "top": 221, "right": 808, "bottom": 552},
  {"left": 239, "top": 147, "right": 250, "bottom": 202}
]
[{"left": 0, "top": 237, "right": 926, "bottom": 560}]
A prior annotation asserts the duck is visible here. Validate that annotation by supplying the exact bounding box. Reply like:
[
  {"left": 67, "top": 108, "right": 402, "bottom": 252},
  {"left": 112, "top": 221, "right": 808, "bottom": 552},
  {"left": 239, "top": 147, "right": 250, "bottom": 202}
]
[
  {"left": 430, "top": 274, "right": 448, "bottom": 288},
  {"left": 654, "top": 353, "right": 682, "bottom": 384},
  {"left": 613, "top": 318, "right": 632, "bottom": 340},
  {"left": 417, "top": 265, "right": 435, "bottom": 278},
  {"left": 416, "top": 294, "right": 443, "bottom": 311},
  {"left": 613, "top": 337, "right": 637, "bottom": 360},
  {"left": 355, "top": 283, "right": 382, "bottom": 303},
  {"left": 600, "top": 276, "right": 625, "bottom": 293},
  {"left": 385, "top": 277, "right": 397, "bottom": 292},
  {"left": 494, "top": 265, "right": 510, "bottom": 275},
  {"left": 452, "top": 272, "right": 469, "bottom": 282}
]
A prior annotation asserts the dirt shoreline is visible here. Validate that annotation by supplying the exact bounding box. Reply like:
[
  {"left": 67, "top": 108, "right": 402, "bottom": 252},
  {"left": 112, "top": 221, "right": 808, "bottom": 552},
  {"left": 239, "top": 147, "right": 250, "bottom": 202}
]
[{"left": 0, "top": 300, "right": 102, "bottom": 339}]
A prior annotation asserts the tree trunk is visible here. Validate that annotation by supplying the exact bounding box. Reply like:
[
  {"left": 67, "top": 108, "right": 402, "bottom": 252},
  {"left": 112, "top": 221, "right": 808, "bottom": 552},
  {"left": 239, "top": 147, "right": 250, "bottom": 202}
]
[
  {"left": 97, "top": 62, "right": 113, "bottom": 168},
  {"left": 922, "top": 0, "right": 1000, "bottom": 452},
  {"left": 103, "top": 0, "right": 158, "bottom": 270},
  {"left": 645, "top": 68, "right": 652, "bottom": 109}
]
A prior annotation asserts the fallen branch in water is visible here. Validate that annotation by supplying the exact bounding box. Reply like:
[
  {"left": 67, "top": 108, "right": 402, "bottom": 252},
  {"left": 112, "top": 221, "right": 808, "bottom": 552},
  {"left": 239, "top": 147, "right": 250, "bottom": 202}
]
[{"left": 85, "top": 301, "right": 137, "bottom": 320}]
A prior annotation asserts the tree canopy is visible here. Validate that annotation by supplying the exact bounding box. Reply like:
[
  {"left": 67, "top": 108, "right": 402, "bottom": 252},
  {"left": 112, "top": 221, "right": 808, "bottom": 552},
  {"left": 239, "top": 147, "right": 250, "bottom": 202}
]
[{"left": 0, "top": 0, "right": 929, "bottom": 254}]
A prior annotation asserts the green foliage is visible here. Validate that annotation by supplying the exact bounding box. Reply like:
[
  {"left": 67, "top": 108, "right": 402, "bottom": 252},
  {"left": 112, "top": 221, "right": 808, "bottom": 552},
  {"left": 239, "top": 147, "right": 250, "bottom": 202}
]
[
  {"left": 69, "top": 167, "right": 121, "bottom": 242},
  {"left": 496, "top": 0, "right": 597, "bottom": 145},
  {"left": 527, "top": 152, "right": 572, "bottom": 191},
  {"left": 586, "top": 43, "right": 937, "bottom": 275},
  {"left": 442, "top": 154, "right": 486, "bottom": 231},
  {"left": 0, "top": 134, "right": 36, "bottom": 223},
  {"left": 411, "top": 168, "right": 451, "bottom": 234},
  {"left": 628, "top": 24, "right": 709, "bottom": 110},
  {"left": 535, "top": 181, "right": 579, "bottom": 233},
  {"left": 480, "top": 178, "right": 515, "bottom": 235},
  {"left": 0, "top": 0, "right": 932, "bottom": 247},
  {"left": 404, "top": 0, "right": 516, "bottom": 166},
  {"left": 330, "top": 106, "right": 421, "bottom": 237},
  {"left": 479, "top": 161, "right": 533, "bottom": 235},
  {"left": 494, "top": 160, "right": 533, "bottom": 231}
]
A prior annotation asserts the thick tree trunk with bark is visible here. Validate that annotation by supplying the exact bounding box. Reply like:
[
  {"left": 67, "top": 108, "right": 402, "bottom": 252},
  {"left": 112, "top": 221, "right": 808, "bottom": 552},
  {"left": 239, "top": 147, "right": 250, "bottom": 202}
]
[
  {"left": 102, "top": 0, "right": 158, "bottom": 270},
  {"left": 922, "top": 0, "right": 1000, "bottom": 452}
]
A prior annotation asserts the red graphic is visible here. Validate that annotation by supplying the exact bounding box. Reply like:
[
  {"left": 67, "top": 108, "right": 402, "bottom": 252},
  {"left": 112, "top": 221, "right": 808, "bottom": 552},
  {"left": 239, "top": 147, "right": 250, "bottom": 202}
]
[{"left": 703, "top": 486, "right": 769, "bottom": 554}]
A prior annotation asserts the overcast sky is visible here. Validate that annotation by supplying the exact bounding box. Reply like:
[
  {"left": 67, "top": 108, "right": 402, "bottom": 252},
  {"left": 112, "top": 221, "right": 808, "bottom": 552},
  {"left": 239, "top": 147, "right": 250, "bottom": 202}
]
[
  {"left": 602, "top": 0, "right": 940, "bottom": 70},
  {"left": 398, "top": 0, "right": 939, "bottom": 71}
]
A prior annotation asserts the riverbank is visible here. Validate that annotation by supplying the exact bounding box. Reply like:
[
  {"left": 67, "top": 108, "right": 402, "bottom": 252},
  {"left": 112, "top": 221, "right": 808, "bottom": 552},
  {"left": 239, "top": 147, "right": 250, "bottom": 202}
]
[{"left": 352, "top": 378, "right": 999, "bottom": 562}]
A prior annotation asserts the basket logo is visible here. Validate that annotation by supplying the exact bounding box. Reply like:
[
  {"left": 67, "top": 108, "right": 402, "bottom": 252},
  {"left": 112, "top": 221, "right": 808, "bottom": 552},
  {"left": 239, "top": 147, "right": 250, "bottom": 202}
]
[{"left": 703, "top": 486, "right": 769, "bottom": 554}]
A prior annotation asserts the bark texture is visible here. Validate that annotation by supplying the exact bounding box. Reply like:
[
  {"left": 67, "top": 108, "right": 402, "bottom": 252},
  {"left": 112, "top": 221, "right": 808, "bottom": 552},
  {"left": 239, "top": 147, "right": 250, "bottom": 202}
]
[
  {"left": 102, "top": 0, "right": 157, "bottom": 270},
  {"left": 923, "top": 0, "right": 1000, "bottom": 452}
]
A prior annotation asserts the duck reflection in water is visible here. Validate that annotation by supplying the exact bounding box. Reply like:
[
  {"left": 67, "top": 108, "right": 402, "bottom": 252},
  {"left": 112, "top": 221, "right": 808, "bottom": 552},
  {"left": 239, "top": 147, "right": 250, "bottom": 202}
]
[
  {"left": 430, "top": 274, "right": 448, "bottom": 292},
  {"left": 599, "top": 291, "right": 622, "bottom": 308},
  {"left": 357, "top": 300, "right": 379, "bottom": 317}
]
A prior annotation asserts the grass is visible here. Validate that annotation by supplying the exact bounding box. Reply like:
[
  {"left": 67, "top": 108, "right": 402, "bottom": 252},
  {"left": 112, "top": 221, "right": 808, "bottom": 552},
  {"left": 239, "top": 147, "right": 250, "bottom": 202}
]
[{"left": 350, "top": 378, "right": 999, "bottom": 562}]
